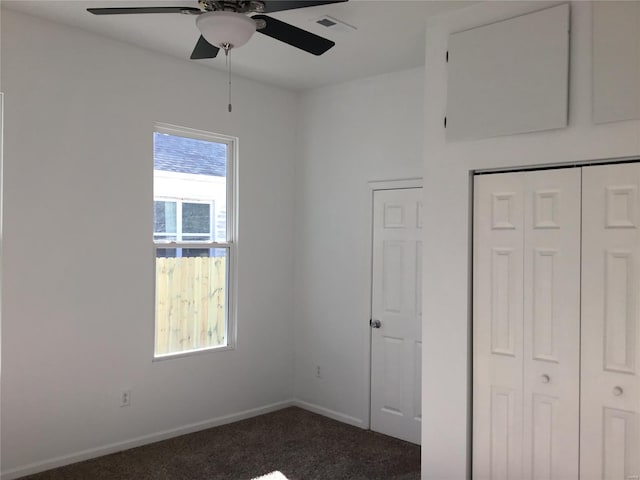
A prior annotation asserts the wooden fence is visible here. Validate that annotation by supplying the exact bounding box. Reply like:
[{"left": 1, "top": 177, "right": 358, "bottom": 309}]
[{"left": 155, "top": 256, "right": 226, "bottom": 355}]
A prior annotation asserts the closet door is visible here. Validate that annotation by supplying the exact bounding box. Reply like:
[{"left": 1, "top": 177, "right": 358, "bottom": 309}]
[
  {"left": 582, "top": 164, "right": 640, "bottom": 480},
  {"left": 474, "top": 168, "right": 580, "bottom": 480},
  {"left": 474, "top": 171, "right": 525, "bottom": 480},
  {"left": 522, "top": 169, "right": 581, "bottom": 480}
]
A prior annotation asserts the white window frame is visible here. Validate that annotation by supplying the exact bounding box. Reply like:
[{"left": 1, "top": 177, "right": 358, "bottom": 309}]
[{"left": 152, "top": 122, "right": 238, "bottom": 360}]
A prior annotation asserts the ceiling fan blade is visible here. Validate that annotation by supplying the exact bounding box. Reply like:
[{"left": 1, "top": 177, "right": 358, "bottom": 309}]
[
  {"left": 87, "top": 6, "right": 201, "bottom": 15},
  {"left": 190, "top": 36, "right": 220, "bottom": 60},
  {"left": 253, "top": 15, "right": 335, "bottom": 56},
  {"left": 261, "top": 1, "right": 347, "bottom": 13}
]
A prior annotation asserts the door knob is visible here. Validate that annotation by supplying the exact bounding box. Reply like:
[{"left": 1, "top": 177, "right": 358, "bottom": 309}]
[
  {"left": 541, "top": 374, "right": 550, "bottom": 384},
  {"left": 370, "top": 319, "right": 382, "bottom": 329},
  {"left": 613, "top": 386, "right": 624, "bottom": 396}
]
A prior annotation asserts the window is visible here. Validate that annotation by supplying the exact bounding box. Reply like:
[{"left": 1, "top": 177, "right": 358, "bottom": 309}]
[
  {"left": 154, "top": 200, "right": 213, "bottom": 242},
  {"left": 153, "top": 123, "right": 236, "bottom": 358}
]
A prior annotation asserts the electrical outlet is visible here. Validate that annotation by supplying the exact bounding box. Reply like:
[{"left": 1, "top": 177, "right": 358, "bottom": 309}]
[
  {"left": 315, "top": 365, "right": 322, "bottom": 379},
  {"left": 120, "top": 389, "right": 131, "bottom": 407}
]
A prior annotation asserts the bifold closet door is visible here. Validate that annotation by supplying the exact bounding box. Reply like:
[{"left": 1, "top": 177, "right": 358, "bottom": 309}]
[
  {"left": 581, "top": 164, "right": 640, "bottom": 480},
  {"left": 473, "top": 168, "right": 581, "bottom": 480}
]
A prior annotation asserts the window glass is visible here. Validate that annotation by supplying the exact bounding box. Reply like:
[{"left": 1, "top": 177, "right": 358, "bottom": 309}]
[
  {"left": 155, "top": 248, "right": 228, "bottom": 354},
  {"left": 154, "top": 201, "right": 177, "bottom": 234},
  {"left": 182, "top": 202, "right": 211, "bottom": 235}
]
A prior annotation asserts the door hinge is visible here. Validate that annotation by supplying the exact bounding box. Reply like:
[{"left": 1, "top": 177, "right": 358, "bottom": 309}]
[
  {"left": 446, "top": 50, "right": 449, "bottom": 62},
  {"left": 444, "top": 116, "right": 447, "bottom": 128}
]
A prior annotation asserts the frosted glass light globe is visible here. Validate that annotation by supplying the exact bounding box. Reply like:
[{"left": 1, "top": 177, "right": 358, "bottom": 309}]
[{"left": 196, "top": 11, "right": 257, "bottom": 49}]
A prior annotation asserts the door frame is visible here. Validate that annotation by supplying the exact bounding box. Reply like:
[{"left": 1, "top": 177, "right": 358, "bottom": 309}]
[{"left": 366, "top": 178, "right": 423, "bottom": 431}]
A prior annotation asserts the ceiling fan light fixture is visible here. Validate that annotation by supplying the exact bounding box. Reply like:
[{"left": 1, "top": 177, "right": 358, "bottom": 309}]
[{"left": 196, "top": 11, "right": 257, "bottom": 49}]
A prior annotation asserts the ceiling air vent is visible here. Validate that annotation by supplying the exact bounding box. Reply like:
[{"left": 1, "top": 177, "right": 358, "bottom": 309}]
[{"left": 313, "top": 15, "right": 356, "bottom": 33}]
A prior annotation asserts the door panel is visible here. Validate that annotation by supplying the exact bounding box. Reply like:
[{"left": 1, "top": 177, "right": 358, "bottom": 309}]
[
  {"left": 522, "top": 169, "right": 581, "bottom": 480},
  {"left": 474, "top": 169, "right": 580, "bottom": 480},
  {"left": 582, "top": 164, "right": 640, "bottom": 480},
  {"left": 474, "top": 172, "right": 526, "bottom": 479},
  {"left": 371, "top": 188, "right": 422, "bottom": 444}
]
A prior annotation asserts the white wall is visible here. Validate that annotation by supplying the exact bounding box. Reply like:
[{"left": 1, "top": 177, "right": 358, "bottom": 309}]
[
  {"left": 1, "top": 9, "right": 297, "bottom": 477},
  {"left": 421, "top": 2, "right": 640, "bottom": 478},
  {"left": 294, "top": 68, "right": 424, "bottom": 425}
]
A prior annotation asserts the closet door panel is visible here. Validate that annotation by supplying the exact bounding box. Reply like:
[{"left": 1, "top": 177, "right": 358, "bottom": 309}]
[
  {"left": 582, "top": 163, "right": 640, "bottom": 480},
  {"left": 523, "top": 169, "right": 581, "bottom": 480},
  {"left": 474, "top": 172, "right": 525, "bottom": 480}
]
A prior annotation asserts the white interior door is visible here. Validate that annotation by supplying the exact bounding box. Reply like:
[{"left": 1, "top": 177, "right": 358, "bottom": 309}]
[
  {"left": 370, "top": 187, "right": 422, "bottom": 444},
  {"left": 581, "top": 163, "right": 640, "bottom": 480},
  {"left": 473, "top": 168, "right": 581, "bottom": 479}
]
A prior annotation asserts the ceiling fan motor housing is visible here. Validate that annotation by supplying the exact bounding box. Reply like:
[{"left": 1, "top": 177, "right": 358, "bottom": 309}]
[{"left": 198, "top": 1, "right": 266, "bottom": 13}]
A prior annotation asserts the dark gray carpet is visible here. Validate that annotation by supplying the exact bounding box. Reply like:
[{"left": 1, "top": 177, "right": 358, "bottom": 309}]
[{"left": 20, "top": 407, "right": 420, "bottom": 480}]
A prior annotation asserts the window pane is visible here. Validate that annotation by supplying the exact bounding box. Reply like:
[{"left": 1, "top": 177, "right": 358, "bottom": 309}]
[
  {"left": 154, "top": 201, "right": 177, "bottom": 234},
  {"left": 153, "top": 132, "right": 228, "bottom": 242},
  {"left": 155, "top": 248, "right": 228, "bottom": 356},
  {"left": 183, "top": 202, "right": 211, "bottom": 235}
]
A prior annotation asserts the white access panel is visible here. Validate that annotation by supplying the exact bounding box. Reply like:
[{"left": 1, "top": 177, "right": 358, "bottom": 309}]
[
  {"left": 592, "top": 1, "right": 640, "bottom": 124},
  {"left": 581, "top": 163, "right": 640, "bottom": 480},
  {"left": 446, "top": 4, "right": 570, "bottom": 141},
  {"left": 474, "top": 168, "right": 581, "bottom": 480}
]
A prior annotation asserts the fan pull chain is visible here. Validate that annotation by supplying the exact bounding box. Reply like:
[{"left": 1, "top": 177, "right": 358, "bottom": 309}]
[{"left": 224, "top": 44, "right": 232, "bottom": 113}]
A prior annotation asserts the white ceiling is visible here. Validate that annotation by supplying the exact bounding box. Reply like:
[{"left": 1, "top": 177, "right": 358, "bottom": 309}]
[{"left": 4, "top": 0, "right": 473, "bottom": 90}]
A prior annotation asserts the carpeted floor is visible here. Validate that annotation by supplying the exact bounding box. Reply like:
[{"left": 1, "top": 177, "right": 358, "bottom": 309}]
[{"left": 20, "top": 407, "right": 421, "bottom": 480}]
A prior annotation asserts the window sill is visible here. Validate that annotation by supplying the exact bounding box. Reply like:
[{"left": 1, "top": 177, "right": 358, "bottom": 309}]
[{"left": 152, "top": 343, "right": 235, "bottom": 362}]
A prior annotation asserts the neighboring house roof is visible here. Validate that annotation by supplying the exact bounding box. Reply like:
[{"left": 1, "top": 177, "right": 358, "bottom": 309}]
[{"left": 154, "top": 133, "right": 226, "bottom": 177}]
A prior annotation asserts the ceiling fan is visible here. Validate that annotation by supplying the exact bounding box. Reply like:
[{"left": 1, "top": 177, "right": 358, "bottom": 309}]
[{"left": 87, "top": 0, "right": 349, "bottom": 59}]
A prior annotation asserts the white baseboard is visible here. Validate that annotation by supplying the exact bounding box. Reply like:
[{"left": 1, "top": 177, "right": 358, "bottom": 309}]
[
  {"left": 292, "top": 399, "right": 366, "bottom": 429},
  {"left": 1, "top": 400, "right": 294, "bottom": 480}
]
